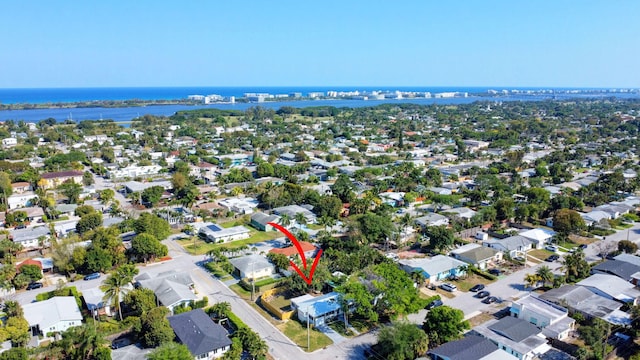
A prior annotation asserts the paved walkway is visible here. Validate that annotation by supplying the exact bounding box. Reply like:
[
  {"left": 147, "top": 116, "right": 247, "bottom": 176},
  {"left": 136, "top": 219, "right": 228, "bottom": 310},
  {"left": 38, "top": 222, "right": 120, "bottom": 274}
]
[{"left": 316, "top": 324, "right": 347, "bottom": 344}]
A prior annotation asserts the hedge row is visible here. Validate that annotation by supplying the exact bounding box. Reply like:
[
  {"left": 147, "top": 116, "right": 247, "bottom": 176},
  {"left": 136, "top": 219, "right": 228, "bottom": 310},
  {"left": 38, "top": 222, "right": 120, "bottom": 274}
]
[{"left": 470, "top": 266, "right": 497, "bottom": 281}]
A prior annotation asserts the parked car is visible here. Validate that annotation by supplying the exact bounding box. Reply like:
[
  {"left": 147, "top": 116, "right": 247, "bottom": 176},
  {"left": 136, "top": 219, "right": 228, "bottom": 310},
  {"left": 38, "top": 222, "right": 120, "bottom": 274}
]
[
  {"left": 545, "top": 245, "right": 558, "bottom": 252},
  {"left": 482, "top": 296, "right": 498, "bottom": 304},
  {"left": 579, "top": 244, "right": 588, "bottom": 250},
  {"left": 440, "top": 283, "right": 457, "bottom": 292},
  {"left": 476, "top": 291, "right": 490, "bottom": 298},
  {"left": 470, "top": 284, "right": 485, "bottom": 292},
  {"left": 26, "top": 282, "right": 43, "bottom": 290},
  {"left": 84, "top": 273, "right": 101, "bottom": 281},
  {"left": 545, "top": 254, "right": 560, "bottom": 262},
  {"left": 426, "top": 299, "right": 443, "bottom": 310},
  {"left": 488, "top": 268, "right": 501, "bottom": 276}
]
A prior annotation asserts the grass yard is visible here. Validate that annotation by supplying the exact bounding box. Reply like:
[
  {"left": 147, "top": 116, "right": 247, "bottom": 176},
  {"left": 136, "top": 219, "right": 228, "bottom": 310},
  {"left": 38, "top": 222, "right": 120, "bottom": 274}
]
[
  {"left": 451, "top": 274, "right": 495, "bottom": 292},
  {"left": 266, "top": 295, "right": 291, "bottom": 311},
  {"left": 527, "top": 249, "right": 554, "bottom": 261},
  {"left": 229, "top": 284, "right": 252, "bottom": 300},
  {"left": 305, "top": 223, "right": 324, "bottom": 230},
  {"left": 278, "top": 320, "right": 333, "bottom": 352},
  {"left": 467, "top": 312, "right": 495, "bottom": 327},
  {"left": 176, "top": 229, "right": 281, "bottom": 255}
]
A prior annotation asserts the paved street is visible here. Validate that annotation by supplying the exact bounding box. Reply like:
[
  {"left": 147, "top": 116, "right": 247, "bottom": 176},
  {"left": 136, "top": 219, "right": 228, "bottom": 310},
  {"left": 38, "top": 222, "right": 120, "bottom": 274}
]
[{"left": 16, "top": 219, "right": 640, "bottom": 360}]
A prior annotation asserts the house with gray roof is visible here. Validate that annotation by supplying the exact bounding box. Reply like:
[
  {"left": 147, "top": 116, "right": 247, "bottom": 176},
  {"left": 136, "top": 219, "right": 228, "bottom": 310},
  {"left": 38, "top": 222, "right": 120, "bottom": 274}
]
[
  {"left": 576, "top": 274, "right": 640, "bottom": 304},
  {"left": 168, "top": 309, "right": 232, "bottom": 359},
  {"left": 399, "top": 255, "right": 467, "bottom": 283},
  {"left": 483, "top": 235, "right": 534, "bottom": 258},
  {"left": 539, "top": 285, "right": 632, "bottom": 325},
  {"left": 250, "top": 212, "right": 280, "bottom": 231},
  {"left": 580, "top": 210, "right": 611, "bottom": 227},
  {"left": 470, "top": 317, "right": 550, "bottom": 360},
  {"left": 136, "top": 270, "right": 196, "bottom": 313},
  {"left": 450, "top": 243, "right": 502, "bottom": 270},
  {"left": 415, "top": 213, "right": 449, "bottom": 228},
  {"left": 272, "top": 204, "right": 317, "bottom": 224},
  {"left": 614, "top": 253, "right": 640, "bottom": 267},
  {"left": 10, "top": 226, "right": 50, "bottom": 249},
  {"left": 23, "top": 296, "right": 83, "bottom": 337},
  {"left": 228, "top": 254, "right": 275, "bottom": 280},
  {"left": 427, "top": 334, "right": 513, "bottom": 360},
  {"left": 442, "top": 207, "right": 477, "bottom": 221},
  {"left": 591, "top": 260, "right": 640, "bottom": 282}
]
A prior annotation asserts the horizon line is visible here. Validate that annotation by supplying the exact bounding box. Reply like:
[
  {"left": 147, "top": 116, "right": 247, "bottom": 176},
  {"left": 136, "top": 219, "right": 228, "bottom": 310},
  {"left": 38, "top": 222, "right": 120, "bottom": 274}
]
[{"left": 0, "top": 85, "right": 638, "bottom": 90}]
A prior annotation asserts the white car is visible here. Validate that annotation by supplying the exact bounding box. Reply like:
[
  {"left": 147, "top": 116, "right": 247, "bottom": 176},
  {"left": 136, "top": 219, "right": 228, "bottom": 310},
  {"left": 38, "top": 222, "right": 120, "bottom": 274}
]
[
  {"left": 545, "top": 245, "right": 558, "bottom": 252},
  {"left": 440, "top": 283, "right": 458, "bottom": 292}
]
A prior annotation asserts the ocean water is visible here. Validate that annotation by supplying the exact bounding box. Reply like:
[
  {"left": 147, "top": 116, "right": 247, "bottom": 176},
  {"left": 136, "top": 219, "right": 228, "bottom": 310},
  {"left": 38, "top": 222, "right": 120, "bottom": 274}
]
[{"left": 0, "top": 87, "right": 638, "bottom": 123}]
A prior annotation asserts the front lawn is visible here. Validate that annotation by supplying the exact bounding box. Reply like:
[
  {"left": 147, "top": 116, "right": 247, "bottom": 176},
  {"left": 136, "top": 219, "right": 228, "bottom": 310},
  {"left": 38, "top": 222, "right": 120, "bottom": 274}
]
[
  {"left": 451, "top": 273, "right": 495, "bottom": 292},
  {"left": 176, "top": 229, "right": 281, "bottom": 255},
  {"left": 278, "top": 320, "right": 333, "bottom": 352},
  {"left": 527, "top": 249, "right": 554, "bottom": 261}
]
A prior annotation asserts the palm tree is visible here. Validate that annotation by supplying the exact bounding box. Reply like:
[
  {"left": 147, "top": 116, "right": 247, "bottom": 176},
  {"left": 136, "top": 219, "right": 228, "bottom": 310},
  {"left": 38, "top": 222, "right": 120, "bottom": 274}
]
[
  {"left": 535, "top": 265, "right": 554, "bottom": 287},
  {"left": 457, "top": 264, "right": 470, "bottom": 279},
  {"left": 117, "top": 264, "right": 139, "bottom": 286},
  {"left": 294, "top": 212, "right": 307, "bottom": 232},
  {"left": 524, "top": 273, "right": 541, "bottom": 289},
  {"left": 279, "top": 213, "right": 291, "bottom": 229},
  {"left": 411, "top": 270, "right": 425, "bottom": 287},
  {"left": 101, "top": 268, "right": 134, "bottom": 320}
]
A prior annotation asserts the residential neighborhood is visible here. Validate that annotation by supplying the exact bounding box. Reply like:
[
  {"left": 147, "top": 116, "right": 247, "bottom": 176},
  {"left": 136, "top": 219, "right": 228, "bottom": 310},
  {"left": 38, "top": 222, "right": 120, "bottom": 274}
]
[{"left": 0, "top": 99, "right": 639, "bottom": 360}]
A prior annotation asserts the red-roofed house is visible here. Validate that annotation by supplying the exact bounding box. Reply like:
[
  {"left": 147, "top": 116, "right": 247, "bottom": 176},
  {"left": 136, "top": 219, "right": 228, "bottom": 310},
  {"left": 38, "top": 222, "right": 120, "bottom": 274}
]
[
  {"left": 17, "top": 258, "right": 43, "bottom": 273},
  {"left": 270, "top": 241, "right": 318, "bottom": 260}
]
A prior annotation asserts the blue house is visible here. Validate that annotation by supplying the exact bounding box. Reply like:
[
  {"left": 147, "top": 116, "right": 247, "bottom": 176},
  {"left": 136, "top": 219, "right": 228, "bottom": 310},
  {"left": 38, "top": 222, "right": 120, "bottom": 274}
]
[
  {"left": 398, "top": 255, "right": 467, "bottom": 283},
  {"left": 290, "top": 292, "right": 353, "bottom": 326}
]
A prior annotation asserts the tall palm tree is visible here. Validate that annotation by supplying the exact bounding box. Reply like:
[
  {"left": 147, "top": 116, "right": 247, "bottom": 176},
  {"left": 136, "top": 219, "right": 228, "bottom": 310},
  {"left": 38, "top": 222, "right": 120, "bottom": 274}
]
[
  {"left": 524, "top": 273, "right": 541, "bottom": 289},
  {"left": 279, "top": 213, "right": 291, "bottom": 229},
  {"left": 294, "top": 212, "right": 307, "bottom": 232},
  {"left": 101, "top": 268, "right": 134, "bottom": 320},
  {"left": 535, "top": 265, "right": 554, "bottom": 287}
]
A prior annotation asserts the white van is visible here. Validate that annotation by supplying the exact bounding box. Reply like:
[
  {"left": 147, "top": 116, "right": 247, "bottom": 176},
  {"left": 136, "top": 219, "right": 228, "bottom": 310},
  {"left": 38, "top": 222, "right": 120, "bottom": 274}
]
[{"left": 440, "top": 283, "right": 458, "bottom": 292}]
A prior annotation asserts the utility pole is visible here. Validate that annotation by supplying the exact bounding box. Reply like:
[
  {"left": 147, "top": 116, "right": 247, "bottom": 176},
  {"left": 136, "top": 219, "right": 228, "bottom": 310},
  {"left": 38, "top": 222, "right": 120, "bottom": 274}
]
[
  {"left": 250, "top": 260, "right": 255, "bottom": 301},
  {"left": 307, "top": 306, "right": 311, "bottom": 350}
]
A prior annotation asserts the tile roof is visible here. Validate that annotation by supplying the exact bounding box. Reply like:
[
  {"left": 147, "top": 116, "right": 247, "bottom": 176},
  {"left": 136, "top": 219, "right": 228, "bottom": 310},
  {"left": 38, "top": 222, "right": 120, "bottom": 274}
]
[
  {"left": 41, "top": 171, "right": 83, "bottom": 179},
  {"left": 270, "top": 241, "right": 317, "bottom": 257}
]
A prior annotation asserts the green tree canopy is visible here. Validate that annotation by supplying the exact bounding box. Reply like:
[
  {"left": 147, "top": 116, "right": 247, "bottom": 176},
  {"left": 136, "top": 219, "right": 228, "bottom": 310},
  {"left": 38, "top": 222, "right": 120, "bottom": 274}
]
[
  {"left": 123, "top": 288, "right": 157, "bottom": 316},
  {"left": 422, "top": 305, "right": 470, "bottom": 347},
  {"left": 76, "top": 212, "right": 103, "bottom": 235},
  {"left": 131, "top": 233, "right": 168, "bottom": 262},
  {"left": 141, "top": 186, "right": 165, "bottom": 207},
  {"left": 135, "top": 306, "right": 175, "bottom": 348},
  {"left": 133, "top": 213, "right": 171, "bottom": 240},
  {"left": 376, "top": 322, "right": 429, "bottom": 360},
  {"left": 147, "top": 342, "right": 192, "bottom": 360}
]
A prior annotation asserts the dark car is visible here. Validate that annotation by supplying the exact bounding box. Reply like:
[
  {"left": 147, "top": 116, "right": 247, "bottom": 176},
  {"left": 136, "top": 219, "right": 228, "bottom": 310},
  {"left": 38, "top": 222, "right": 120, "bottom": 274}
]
[
  {"left": 111, "top": 338, "right": 132, "bottom": 349},
  {"left": 545, "top": 254, "right": 560, "bottom": 262},
  {"left": 488, "top": 268, "right": 501, "bottom": 276},
  {"left": 84, "top": 272, "right": 101, "bottom": 281},
  {"left": 26, "top": 282, "right": 43, "bottom": 290},
  {"left": 476, "top": 291, "right": 490, "bottom": 298},
  {"left": 425, "top": 299, "right": 443, "bottom": 310},
  {"left": 470, "top": 284, "right": 485, "bottom": 292},
  {"left": 482, "top": 296, "right": 498, "bottom": 304},
  {"left": 579, "top": 244, "right": 588, "bottom": 250}
]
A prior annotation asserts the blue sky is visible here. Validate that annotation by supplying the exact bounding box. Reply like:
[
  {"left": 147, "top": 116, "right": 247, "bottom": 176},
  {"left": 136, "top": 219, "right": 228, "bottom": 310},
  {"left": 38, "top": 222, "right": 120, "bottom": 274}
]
[{"left": 1, "top": 1, "right": 639, "bottom": 88}]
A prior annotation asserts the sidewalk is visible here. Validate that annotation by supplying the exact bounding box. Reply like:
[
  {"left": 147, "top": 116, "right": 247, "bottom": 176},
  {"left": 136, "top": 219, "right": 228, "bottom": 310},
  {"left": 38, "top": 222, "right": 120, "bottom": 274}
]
[{"left": 316, "top": 324, "right": 347, "bottom": 344}]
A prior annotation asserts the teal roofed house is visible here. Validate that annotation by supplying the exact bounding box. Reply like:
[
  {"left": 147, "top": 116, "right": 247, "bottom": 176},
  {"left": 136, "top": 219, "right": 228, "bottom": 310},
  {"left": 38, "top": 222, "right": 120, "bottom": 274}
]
[{"left": 290, "top": 292, "right": 353, "bottom": 326}]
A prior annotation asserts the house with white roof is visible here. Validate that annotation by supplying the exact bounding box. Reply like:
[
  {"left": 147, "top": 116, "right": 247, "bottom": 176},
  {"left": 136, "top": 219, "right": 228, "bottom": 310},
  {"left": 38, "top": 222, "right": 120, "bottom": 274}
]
[
  {"left": 198, "top": 223, "right": 250, "bottom": 243},
  {"left": 10, "top": 226, "right": 49, "bottom": 249},
  {"left": 136, "top": 270, "right": 196, "bottom": 313},
  {"left": 398, "top": 255, "right": 467, "bottom": 283},
  {"left": 510, "top": 294, "right": 575, "bottom": 340},
  {"left": 470, "top": 317, "right": 551, "bottom": 360},
  {"left": 576, "top": 274, "right": 640, "bottom": 305},
  {"left": 23, "top": 296, "right": 83, "bottom": 336},
  {"left": 580, "top": 210, "right": 612, "bottom": 226},
  {"left": 218, "top": 197, "right": 259, "bottom": 215},
  {"left": 539, "top": 285, "right": 633, "bottom": 326},
  {"left": 290, "top": 292, "right": 351, "bottom": 326},
  {"left": 415, "top": 213, "right": 449, "bottom": 228},
  {"left": 483, "top": 235, "right": 534, "bottom": 258},
  {"left": 519, "top": 228, "right": 556, "bottom": 248},
  {"left": 228, "top": 254, "right": 275, "bottom": 279}
]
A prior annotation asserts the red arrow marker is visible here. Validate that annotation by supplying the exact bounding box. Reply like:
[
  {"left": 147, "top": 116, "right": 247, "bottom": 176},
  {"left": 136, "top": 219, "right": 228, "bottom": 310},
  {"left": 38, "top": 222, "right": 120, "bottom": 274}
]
[{"left": 268, "top": 222, "right": 323, "bottom": 285}]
